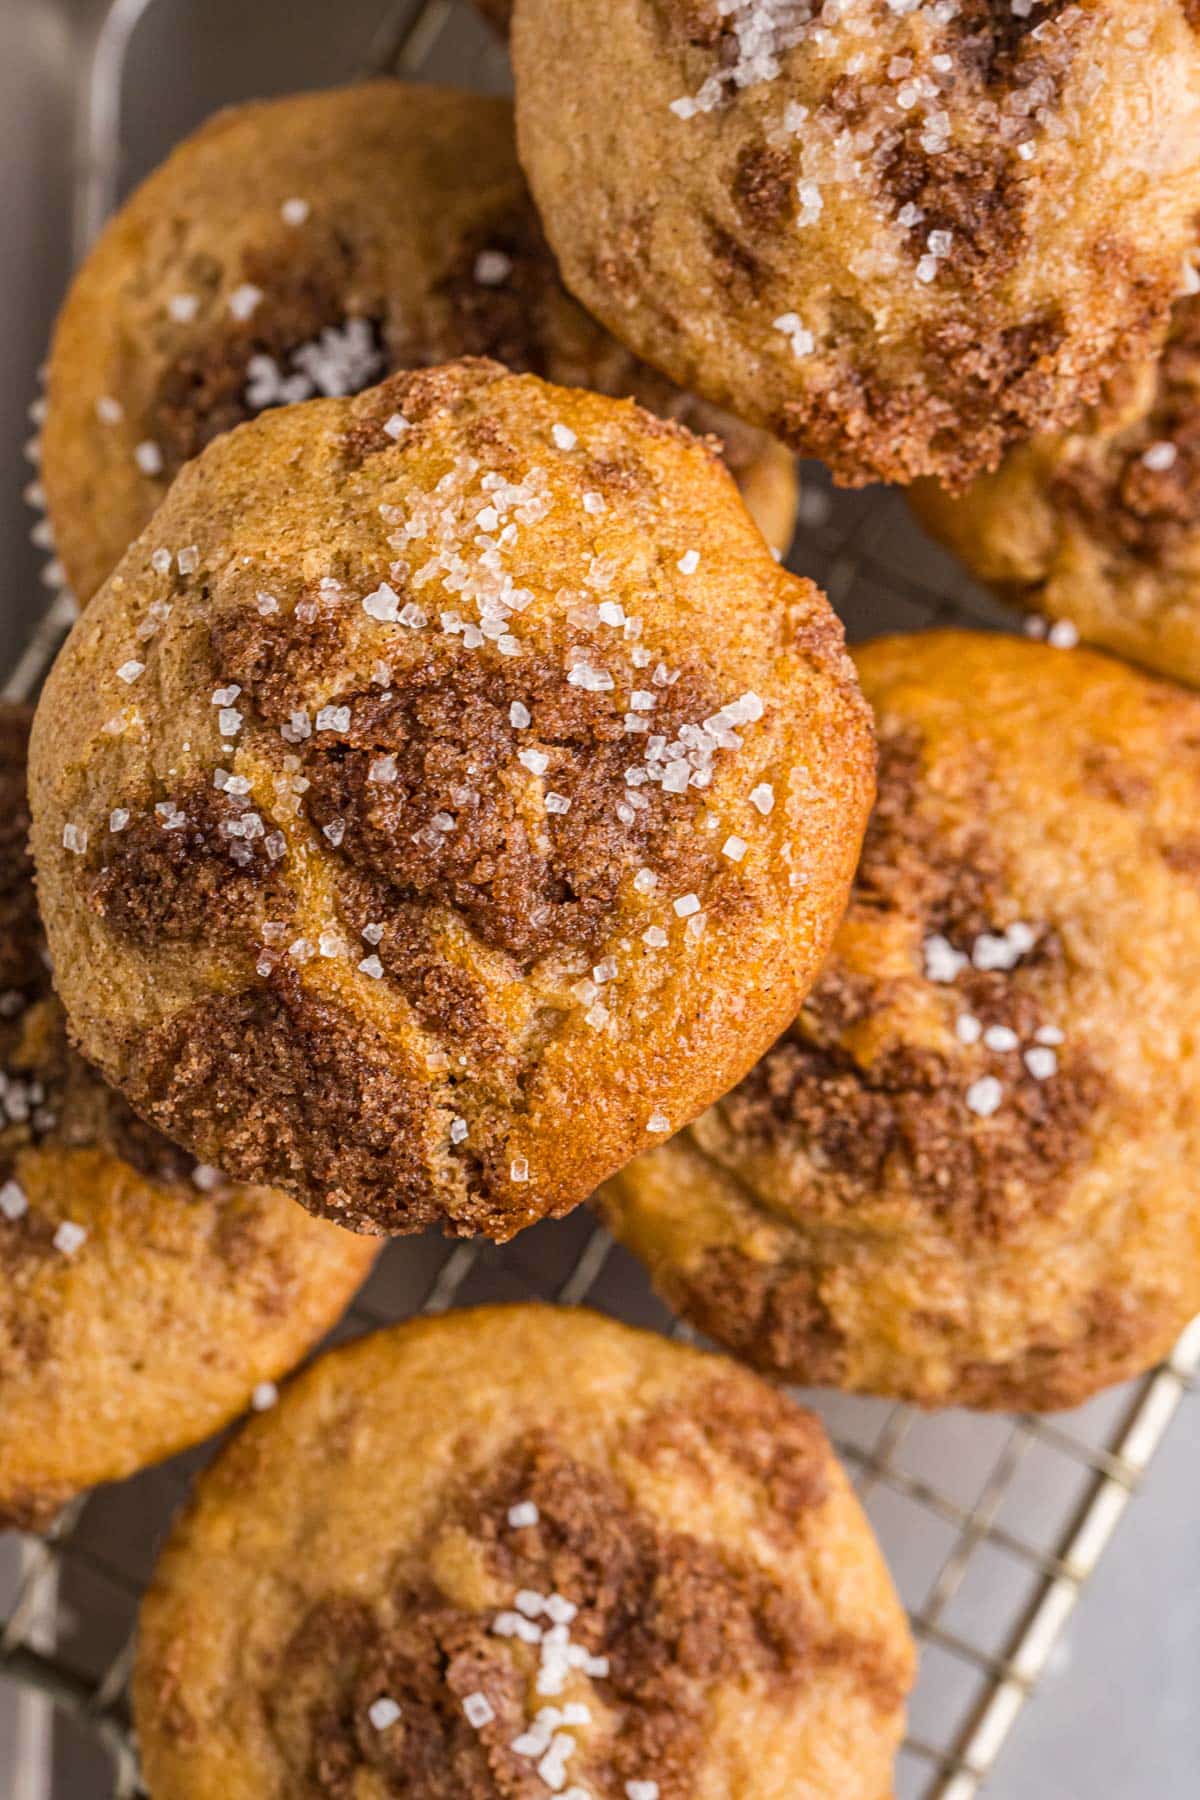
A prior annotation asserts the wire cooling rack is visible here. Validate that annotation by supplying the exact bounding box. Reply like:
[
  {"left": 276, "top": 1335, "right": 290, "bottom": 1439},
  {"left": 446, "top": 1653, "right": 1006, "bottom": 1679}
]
[{"left": 3, "top": 2, "right": 1199, "bottom": 1794}]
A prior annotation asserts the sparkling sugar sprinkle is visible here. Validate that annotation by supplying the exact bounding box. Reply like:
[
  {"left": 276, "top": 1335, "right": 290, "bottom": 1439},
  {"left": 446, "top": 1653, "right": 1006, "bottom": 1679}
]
[
  {"left": 1047, "top": 620, "right": 1079, "bottom": 649},
  {"left": 244, "top": 317, "right": 383, "bottom": 410},
  {"left": 228, "top": 282, "right": 264, "bottom": 321},
  {"left": 368, "top": 1697, "right": 401, "bottom": 1731},
  {"left": 923, "top": 934, "right": 967, "bottom": 984},
  {"left": 774, "top": 312, "right": 816, "bottom": 359},
  {"left": 1142, "top": 440, "right": 1178, "bottom": 472},
  {"left": 475, "top": 248, "right": 513, "bottom": 286},
  {"left": 670, "top": 0, "right": 809, "bottom": 116},
  {"left": 0, "top": 1181, "right": 28, "bottom": 1221},
  {"left": 462, "top": 1693, "right": 495, "bottom": 1729},
  {"left": 1025, "top": 1045, "right": 1058, "bottom": 1080},
  {"left": 492, "top": 1579, "right": 612, "bottom": 1784},
  {"left": 251, "top": 1382, "right": 279, "bottom": 1411},
  {"left": 927, "top": 921, "right": 1039, "bottom": 982},
  {"left": 966, "top": 1076, "right": 1004, "bottom": 1119},
  {"left": 53, "top": 1220, "right": 87, "bottom": 1257}
]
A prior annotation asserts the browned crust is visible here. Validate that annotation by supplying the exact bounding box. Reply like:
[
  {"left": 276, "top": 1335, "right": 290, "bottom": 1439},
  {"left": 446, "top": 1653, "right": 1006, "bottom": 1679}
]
[
  {"left": 125, "top": 972, "right": 438, "bottom": 1237},
  {"left": 0, "top": 1485, "right": 74, "bottom": 1535},
  {"left": 31, "top": 363, "right": 872, "bottom": 1242},
  {"left": 514, "top": 0, "right": 1200, "bottom": 487},
  {"left": 601, "top": 632, "right": 1200, "bottom": 1411},
  {"left": 40, "top": 83, "right": 795, "bottom": 608},
  {"left": 133, "top": 1310, "right": 914, "bottom": 1797},
  {"left": 264, "top": 1432, "right": 824, "bottom": 1797},
  {"left": 0, "top": 705, "right": 376, "bottom": 1526},
  {"left": 909, "top": 238, "right": 1200, "bottom": 684},
  {"left": 638, "top": 1240, "right": 1182, "bottom": 1414},
  {"left": 641, "top": 1240, "right": 851, "bottom": 1390}
]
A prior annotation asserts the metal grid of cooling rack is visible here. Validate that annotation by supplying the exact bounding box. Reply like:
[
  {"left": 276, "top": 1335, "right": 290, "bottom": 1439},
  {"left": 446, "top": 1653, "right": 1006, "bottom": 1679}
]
[{"left": 2, "top": 2, "right": 1198, "bottom": 1794}]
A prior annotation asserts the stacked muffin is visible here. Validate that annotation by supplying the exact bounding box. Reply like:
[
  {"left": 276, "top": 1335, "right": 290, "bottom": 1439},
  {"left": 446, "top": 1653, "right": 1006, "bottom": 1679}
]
[{"left": 16, "top": 15, "right": 1200, "bottom": 1795}]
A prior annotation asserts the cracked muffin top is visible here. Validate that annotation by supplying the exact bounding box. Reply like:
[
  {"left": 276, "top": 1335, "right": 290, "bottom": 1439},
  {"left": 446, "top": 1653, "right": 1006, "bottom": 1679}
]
[
  {"left": 132, "top": 1305, "right": 913, "bottom": 1800},
  {"left": 601, "top": 631, "right": 1200, "bottom": 1410},
  {"left": 0, "top": 704, "right": 374, "bottom": 1532},
  {"left": 38, "top": 81, "right": 796, "bottom": 609},
  {"left": 912, "top": 239, "right": 1200, "bottom": 685},
  {"left": 29, "top": 359, "right": 873, "bottom": 1241},
  {"left": 513, "top": 0, "right": 1200, "bottom": 488}
]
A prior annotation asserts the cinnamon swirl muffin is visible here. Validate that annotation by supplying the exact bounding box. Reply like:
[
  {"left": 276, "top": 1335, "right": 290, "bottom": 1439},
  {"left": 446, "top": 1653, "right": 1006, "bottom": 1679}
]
[
  {"left": 30, "top": 360, "right": 873, "bottom": 1241},
  {"left": 39, "top": 82, "right": 795, "bottom": 607},
  {"left": 602, "top": 632, "right": 1200, "bottom": 1410},
  {"left": 513, "top": 0, "right": 1200, "bottom": 486},
  {"left": 0, "top": 705, "right": 374, "bottom": 1532},
  {"left": 133, "top": 1306, "right": 914, "bottom": 1799}
]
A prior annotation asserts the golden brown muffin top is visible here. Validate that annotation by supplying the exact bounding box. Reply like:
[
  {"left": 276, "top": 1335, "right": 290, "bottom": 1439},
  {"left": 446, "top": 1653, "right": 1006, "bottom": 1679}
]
[
  {"left": 0, "top": 705, "right": 375, "bottom": 1531},
  {"left": 30, "top": 360, "right": 873, "bottom": 1242},
  {"left": 0, "top": 707, "right": 198, "bottom": 1188},
  {"left": 602, "top": 632, "right": 1200, "bottom": 1410},
  {"left": 40, "top": 81, "right": 794, "bottom": 608},
  {"left": 1046, "top": 290, "right": 1200, "bottom": 567},
  {"left": 513, "top": 0, "right": 1200, "bottom": 486},
  {"left": 133, "top": 1306, "right": 913, "bottom": 1800},
  {"left": 911, "top": 246, "right": 1200, "bottom": 686}
]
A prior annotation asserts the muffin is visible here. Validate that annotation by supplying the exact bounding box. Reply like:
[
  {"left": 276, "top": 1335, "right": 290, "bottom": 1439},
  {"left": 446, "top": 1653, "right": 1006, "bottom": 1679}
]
[
  {"left": 39, "top": 81, "right": 796, "bottom": 609},
  {"left": 912, "top": 255, "right": 1200, "bottom": 684},
  {"left": 133, "top": 1305, "right": 914, "bottom": 1800},
  {"left": 0, "top": 705, "right": 374, "bottom": 1532},
  {"left": 601, "top": 632, "right": 1200, "bottom": 1411},
  {"left": 29, "top": 359, "right": 873, "bottom": 1242},
  {"left": 513, "top": 0, "right": 1200, "bottom": 489}
]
